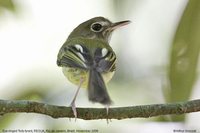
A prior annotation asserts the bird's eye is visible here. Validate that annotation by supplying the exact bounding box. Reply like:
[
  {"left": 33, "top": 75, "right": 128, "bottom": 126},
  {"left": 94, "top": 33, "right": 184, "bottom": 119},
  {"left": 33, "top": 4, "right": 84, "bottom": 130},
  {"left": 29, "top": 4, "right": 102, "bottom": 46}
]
[{"left": 91, "top": 22, "right": 103, "bottom": 32}]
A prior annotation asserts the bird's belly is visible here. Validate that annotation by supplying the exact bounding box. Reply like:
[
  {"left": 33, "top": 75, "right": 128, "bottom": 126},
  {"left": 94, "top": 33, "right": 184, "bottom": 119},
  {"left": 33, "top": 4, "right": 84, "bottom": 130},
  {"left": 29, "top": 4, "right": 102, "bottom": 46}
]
[{"left": 62, "top": 67, "right": 115, "bottom": 89}]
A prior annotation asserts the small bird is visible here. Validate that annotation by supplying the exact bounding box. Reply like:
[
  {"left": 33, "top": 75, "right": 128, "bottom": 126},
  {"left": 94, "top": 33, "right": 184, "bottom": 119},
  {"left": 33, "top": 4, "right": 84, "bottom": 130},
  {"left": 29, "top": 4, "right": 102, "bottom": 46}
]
[{"left": 57, "top": 16, "right": 130, "bottom": 118}]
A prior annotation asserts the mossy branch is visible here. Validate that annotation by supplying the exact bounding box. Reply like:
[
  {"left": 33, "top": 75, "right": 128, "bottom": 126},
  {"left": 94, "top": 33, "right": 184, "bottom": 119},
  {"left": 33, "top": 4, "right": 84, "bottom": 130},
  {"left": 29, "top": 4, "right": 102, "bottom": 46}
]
[{"left": 0, "top": 99, "right": 200, "bottom": 120}]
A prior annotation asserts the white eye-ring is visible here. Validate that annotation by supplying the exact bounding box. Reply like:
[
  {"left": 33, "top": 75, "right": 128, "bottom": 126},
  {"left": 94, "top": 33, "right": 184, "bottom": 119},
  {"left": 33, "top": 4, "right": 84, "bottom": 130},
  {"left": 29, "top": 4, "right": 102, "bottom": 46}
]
[
  {"left": 74, "top": 44, "right": 83, "bottom": 53},
  {"left": 101, "top": 48, "right": 108, "bottom": 57},
  {"left": 91, "top": 22, "right": 103, "bottom": 32}
]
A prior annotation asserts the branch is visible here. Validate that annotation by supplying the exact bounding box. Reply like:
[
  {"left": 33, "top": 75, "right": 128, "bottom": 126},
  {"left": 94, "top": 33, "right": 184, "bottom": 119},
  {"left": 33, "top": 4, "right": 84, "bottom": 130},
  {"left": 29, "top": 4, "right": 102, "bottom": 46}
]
[{"left": 0, "top": 99, "right": 200, "bottom": 120}]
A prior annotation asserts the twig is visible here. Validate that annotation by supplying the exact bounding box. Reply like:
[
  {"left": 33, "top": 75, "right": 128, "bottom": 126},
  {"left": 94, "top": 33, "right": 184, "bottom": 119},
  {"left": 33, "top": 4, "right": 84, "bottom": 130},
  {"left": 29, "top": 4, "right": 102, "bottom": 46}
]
[{"left": 0, "top": 99, "right": 200, "bottom": 120}]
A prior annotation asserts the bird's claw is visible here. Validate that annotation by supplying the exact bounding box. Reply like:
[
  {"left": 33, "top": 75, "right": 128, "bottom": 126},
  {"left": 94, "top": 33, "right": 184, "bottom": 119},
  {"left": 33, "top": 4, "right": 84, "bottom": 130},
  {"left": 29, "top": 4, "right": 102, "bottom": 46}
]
[{"left": 70, "top": 101, "right": 77, "bottom": 121}]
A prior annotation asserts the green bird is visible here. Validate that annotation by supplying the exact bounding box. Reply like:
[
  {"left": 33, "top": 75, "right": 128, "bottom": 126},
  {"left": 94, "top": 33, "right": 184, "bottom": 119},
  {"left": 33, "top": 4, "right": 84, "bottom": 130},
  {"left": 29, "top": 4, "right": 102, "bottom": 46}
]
[{"left": 57, "top": 16, "right": 130, "bottom": 118}]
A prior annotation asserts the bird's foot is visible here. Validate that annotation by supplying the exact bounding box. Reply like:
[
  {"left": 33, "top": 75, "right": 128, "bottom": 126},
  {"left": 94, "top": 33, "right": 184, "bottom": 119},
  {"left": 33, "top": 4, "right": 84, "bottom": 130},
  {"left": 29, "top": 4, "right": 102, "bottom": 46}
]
[
  {"left": 106, "top": 105, "right": 111, "bottom": 124},
  {"left": 70, "top": 101, "right": 77, "bottom": 121}
]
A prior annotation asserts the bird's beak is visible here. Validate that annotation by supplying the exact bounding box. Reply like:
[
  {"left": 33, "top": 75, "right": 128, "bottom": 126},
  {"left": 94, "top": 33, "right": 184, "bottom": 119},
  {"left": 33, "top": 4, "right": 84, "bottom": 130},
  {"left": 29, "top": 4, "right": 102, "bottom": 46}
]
[{"left": 109, "top": 20, "right": 131, "bottom": 31}]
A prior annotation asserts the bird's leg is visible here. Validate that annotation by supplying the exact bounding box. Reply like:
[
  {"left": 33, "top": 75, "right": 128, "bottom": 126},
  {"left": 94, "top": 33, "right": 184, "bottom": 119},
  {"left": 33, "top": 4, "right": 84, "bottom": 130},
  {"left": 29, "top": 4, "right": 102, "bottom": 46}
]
[{"left": 70, "top": 77, "right": 84, "bottom": 120}]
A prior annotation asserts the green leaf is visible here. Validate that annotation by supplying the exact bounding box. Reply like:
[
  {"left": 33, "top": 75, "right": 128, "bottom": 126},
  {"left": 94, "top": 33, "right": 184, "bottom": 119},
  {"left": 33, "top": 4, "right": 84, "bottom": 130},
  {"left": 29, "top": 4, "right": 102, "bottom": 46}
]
[{"left": 168, "top": 0, "right": 200, "bottom": 121}]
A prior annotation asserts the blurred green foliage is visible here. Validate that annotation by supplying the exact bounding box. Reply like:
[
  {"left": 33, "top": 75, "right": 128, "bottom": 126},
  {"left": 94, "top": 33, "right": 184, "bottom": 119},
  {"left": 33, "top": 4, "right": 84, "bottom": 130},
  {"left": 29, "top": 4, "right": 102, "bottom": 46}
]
[
  {"left": 0, "top": 0, "right": 199, "bottom": 128},
  {"left": 168, "top": 0, "right": 200, "bottom": 121},
  {"left": 0, "top": 0, "right": 16, "bottom": 15}
]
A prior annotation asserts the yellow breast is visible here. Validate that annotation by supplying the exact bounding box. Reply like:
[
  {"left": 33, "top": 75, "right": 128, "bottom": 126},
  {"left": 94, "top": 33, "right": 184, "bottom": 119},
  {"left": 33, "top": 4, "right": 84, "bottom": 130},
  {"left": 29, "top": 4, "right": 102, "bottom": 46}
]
[{"left": 62, "top": 67, "right": 115, "bottom": 89}]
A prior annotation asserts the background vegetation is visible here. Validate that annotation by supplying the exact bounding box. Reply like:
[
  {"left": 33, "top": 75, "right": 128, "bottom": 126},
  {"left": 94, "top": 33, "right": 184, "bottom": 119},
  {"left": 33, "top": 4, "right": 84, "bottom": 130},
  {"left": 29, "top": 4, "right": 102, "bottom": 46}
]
[{"left": 0, "top": 0, "right": 199, "bottom": 132}]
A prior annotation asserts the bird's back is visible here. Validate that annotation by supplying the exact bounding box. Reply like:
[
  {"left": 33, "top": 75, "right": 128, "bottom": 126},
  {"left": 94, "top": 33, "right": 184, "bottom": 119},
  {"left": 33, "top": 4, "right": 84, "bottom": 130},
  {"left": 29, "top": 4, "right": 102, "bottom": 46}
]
[{"left": 57, "top": 37, "right": 116, "bottom": 89}]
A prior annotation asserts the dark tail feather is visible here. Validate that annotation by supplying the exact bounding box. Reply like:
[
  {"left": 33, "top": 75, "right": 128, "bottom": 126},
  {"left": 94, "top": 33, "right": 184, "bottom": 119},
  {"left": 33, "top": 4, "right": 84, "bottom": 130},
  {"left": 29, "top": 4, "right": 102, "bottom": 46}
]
[{"left": 88, "top": 69, "right": 112, "bottom": 105}]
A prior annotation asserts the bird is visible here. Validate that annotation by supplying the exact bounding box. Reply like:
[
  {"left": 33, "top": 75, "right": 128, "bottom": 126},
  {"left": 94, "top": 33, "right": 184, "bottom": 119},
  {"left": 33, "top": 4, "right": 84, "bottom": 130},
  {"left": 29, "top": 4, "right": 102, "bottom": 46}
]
[{"left": 57, "top": 16, "right": 130, "bottom": 119}]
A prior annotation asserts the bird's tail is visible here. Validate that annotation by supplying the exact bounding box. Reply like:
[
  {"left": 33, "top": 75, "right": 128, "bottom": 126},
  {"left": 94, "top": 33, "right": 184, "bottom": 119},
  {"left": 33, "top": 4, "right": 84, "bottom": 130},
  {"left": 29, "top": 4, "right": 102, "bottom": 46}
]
[{"left": 88, "top": 69, "right": 112, "bottom": 105}]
